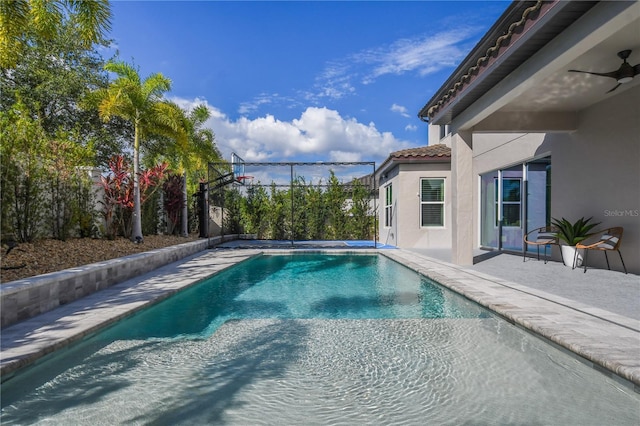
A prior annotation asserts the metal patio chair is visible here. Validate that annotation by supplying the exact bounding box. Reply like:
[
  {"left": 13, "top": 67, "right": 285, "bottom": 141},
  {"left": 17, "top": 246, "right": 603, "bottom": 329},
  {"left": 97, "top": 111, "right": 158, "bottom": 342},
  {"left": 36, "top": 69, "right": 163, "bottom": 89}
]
[
  {"left": 574, "top": 227, "right": 627, "bottom": 274},
  {"left": 523, "top": 225, "right": 560, "bottom": 264}
]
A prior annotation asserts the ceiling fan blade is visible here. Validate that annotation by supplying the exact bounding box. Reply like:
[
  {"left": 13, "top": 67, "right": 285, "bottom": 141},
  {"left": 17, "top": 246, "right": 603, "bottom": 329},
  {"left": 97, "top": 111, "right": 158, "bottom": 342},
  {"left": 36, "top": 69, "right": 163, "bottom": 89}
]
[
  {"left": 606, "top": 83, "right": 621, "bottom": 93},
  {"left": 634, "top": 63, "right": 640, "bottom": 77},
  {"left": 568, "top": 69, "right": 618, "bottom": 79}
]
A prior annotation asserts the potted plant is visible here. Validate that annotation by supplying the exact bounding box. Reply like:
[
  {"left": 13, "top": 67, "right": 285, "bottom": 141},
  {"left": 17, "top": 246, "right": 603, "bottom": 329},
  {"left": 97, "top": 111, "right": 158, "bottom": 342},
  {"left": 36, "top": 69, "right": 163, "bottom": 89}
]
[{"left": 551, "top": 217, "right": 600, "bottom": 267}]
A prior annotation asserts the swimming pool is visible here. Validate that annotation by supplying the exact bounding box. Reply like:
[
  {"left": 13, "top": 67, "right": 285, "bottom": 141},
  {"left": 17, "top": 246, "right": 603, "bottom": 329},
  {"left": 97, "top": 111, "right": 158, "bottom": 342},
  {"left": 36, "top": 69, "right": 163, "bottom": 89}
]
[{"left": 1, "top": 254, "right": 638, "bottom": 424}]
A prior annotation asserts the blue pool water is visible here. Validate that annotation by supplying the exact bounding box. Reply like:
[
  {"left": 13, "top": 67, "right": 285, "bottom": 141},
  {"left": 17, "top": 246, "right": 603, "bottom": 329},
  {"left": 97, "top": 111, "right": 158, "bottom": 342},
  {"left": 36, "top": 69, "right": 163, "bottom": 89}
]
[
  {"left": 101, "top": 254, "right": 485, "bottom": 341},
  {"left": 1, "top": 254, "right": 639, "bottom": 425}
]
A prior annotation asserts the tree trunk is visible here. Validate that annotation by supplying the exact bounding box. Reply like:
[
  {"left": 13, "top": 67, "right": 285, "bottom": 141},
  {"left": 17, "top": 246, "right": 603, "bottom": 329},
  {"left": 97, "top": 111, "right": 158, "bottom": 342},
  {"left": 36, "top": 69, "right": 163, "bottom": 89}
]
[
  {"left": 181, "top": 171, "right": 188, "bottom": 237},
  {"left": 131, "top": 122, "right": 144, "bottom": 243}
]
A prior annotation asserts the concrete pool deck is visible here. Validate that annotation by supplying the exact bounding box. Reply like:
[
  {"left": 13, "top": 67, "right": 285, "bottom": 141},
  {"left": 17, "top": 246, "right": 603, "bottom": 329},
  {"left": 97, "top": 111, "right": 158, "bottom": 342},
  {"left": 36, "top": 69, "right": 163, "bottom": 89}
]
[{"left": 1, "top": 245, "right": 639, "bottom": 391}]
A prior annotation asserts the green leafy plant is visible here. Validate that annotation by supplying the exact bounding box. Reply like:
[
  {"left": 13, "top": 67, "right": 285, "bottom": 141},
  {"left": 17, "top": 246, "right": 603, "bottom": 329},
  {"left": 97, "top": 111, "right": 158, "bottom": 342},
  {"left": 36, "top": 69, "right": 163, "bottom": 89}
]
[
  {"left": 98, "top": 155, "right": 169, "bottom": 239},
  {"left": 163, "top": 174, "right": 185, "bottom": 235},
  {"left": 551, "top": 217, "right": 600, "bottom": 246}
]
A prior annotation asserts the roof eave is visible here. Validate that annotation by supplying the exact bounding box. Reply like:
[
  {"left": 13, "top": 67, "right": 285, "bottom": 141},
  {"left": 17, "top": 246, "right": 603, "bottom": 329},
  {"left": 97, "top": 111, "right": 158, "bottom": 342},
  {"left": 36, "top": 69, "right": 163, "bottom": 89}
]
[
  {"left": 417, "top": 0, "right": 537, "bottom": 121},
  {"left": 417, "top": 1, "right": 597, "bottom": 125},
  {"left": 377, "top": 156, "right": 451, "bottom": 175}
]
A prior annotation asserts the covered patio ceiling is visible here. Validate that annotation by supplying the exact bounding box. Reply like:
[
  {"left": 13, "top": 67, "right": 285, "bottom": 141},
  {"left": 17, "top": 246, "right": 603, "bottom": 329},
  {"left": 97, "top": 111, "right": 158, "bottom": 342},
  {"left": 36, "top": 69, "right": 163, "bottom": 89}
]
[
  {"left": 498, "top": 18, "right": 640, "bottom": 114},
  {"left": 421, "top": 0, "right": 640, "bottom": 133}
]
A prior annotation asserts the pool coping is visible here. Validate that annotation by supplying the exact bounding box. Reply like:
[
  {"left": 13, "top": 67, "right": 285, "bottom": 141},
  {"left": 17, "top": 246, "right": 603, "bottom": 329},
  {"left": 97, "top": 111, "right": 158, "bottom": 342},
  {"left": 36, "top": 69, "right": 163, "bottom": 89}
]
[
  {"left": 381, "top": 250, "right": 640, "bottom": 391},
  {"left": 1, "top": 248, "right": 639, "bottom": 392}
]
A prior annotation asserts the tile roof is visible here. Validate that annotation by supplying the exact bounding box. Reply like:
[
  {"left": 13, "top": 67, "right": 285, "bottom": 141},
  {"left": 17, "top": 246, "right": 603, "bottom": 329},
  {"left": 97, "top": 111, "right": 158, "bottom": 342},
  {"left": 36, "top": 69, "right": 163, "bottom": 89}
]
[
  {"left": 419, "top": 1, "right": 545, "bottom": 121},
  {"left": 377, "top": 144, "right": 451, "bottom": 176},
  {"left": 390, "top": 144, "right": 451, "bottom": 160}
]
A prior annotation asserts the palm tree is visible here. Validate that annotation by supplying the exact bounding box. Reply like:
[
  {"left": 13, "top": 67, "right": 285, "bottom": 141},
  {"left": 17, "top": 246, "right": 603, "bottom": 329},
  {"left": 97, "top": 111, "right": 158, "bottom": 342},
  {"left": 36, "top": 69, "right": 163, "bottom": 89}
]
[
  {"left": 180, "top": 106, "right": 222, "bottom": 234},
  {"left": 93, "top": 60, "right": 185, "bottom": 243},
  {"left": 146, "top": 104, "right": 222, "bottom": 236},
  {"left": 0, "top": 0, "right": 112, "bottom": 68}
]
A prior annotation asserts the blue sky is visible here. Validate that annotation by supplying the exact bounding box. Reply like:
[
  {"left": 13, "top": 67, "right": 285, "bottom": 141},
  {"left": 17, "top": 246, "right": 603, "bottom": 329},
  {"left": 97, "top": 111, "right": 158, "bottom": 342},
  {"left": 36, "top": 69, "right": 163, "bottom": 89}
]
[{"left": 107, "top": 1, "right": 508, "bottom": 166}]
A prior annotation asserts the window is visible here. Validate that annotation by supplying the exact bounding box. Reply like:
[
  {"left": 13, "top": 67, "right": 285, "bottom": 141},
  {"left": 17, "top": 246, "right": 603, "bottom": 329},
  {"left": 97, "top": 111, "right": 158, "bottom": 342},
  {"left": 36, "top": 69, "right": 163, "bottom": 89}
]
[
  {"left": 384, "top": 184, "right": 393, "bottom": 227},
  {"left": 494, "top": 178, "right": 521, "bottom": 227},
  {"left": 420, "top": 178, "right": 444, "bottom": 227},
  {"left": 439, "top": 125, "right": 449, "bottom": 140}
]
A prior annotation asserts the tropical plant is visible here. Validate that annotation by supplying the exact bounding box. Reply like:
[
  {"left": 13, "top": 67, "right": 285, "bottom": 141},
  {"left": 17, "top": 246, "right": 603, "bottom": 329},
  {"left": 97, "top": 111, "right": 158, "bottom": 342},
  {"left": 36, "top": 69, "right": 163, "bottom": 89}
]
[
  {"left": 0, "top": 0, "right": 112, "bottom": 68},
  {"left": 290, "top": 177, "right": 308, "bottom": 240},
  {"left": 347, "top": 179, "right": 374, "bottom": 240},
  {"left": 98, "top": 155, "right": 169, "bottom": 239},
  {"left": 268, "top": 183, "right": 288, "bottom": 240},
  {"left": 551, "top": 216, "right": 600, "bottom": 246},
  {"left": 145, "top": 104, "right": 222, "bottom": 236},
  {"left": 325, "top": 171, "right": 347, "bottom": 239},
  {"left": 240, "top": 182, "right": 270, "bottom": 238},
  {"left": 1, "top": 19, "right": 130, "bottom": 167},
  {"left": 0, "top": 101, "right": 48, "bottom": 242},
  {"left": 44, "top": 133, "right": 95, "bottom": 240},
  {"left": 90, "top": 60, "right": 185, "bottom": 243},
  {"left": 305, "top": 180, "right": 327, "bottom": 240},
  {"left": 162, "top": 174, "right": 185, "bottom": 235},
  {"left": 223, "top": 187, "right": 243, "bottom": 235}
]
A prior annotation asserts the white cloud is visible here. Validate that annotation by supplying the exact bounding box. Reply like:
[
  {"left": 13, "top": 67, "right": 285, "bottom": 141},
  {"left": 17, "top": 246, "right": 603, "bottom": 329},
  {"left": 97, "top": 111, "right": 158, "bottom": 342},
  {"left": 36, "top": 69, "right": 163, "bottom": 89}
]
[
  {"left": 238, "top": 94, "right": 273, "bottom": 115},
  {"left": 309, "top": 26, "right": 481, "bottom": 101},
  {"left": 405, "top": 124, "right": 418, "bottom": 132},
  {"left": 391, "top": 103, "right": 410, "bottom": 118},
  {"left": 172, "top": 97, "right": 411, "bottom": 166},
  {"left": 238, "top": 92, "right": 301, "bottom": 115},
  {"left": 361, "top": 30, "right": 473, "bottom": 83}
]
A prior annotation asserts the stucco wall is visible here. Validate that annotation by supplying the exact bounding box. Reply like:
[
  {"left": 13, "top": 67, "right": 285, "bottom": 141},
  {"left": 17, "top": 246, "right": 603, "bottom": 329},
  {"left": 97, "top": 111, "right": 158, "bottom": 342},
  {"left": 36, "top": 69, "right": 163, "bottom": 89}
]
[
  {"left": 468, "top": 85, "right": 639, "bottom": 273},
  {"left": 473, "top": 133, "right": 549, "bottom": 174},
  {"left": 551, "top": 85, "right": 639, "bottom": 273},
  {"left": 378, "top": 167, "right": 399, "bottom": 247},
  {"left": 378, "top": 162, "right": 452, "bottom": 249}
]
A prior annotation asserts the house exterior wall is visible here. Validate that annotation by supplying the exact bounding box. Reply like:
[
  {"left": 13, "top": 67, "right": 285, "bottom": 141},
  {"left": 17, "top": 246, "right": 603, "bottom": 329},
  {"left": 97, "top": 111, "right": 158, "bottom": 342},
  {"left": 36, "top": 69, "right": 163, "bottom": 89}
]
[
  {"left": 552, "top": 85, "right": 639, "bottom": 273},
  {"left": 377, "top": 162, "right": 452, "bottom": 249},
  {"left": 399, "top": 163, "right": 451, "bottom": 249},
  {"left": 378, "top": 167, "right": 399, "bottom": 247},
  {"left": 466, "top": 85, "right": 639, "bottom": 273},
  {"left": 473, "top": 133, "right": 548, "bottom": 174}
]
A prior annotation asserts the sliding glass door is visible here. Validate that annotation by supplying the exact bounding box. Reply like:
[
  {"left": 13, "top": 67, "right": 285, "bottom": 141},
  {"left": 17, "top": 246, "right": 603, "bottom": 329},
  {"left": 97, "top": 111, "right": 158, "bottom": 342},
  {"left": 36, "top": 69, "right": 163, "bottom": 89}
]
[{"left": 480, "top": 156, "right": 551, "bottom": 252}]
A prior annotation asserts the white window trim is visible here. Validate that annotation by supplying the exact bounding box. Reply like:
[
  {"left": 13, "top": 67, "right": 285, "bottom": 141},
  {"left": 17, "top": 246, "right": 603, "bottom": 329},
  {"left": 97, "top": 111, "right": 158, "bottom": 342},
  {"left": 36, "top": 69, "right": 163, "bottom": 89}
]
[
  {"left": 420, "top": 178, "right": 445, "bottom": 228},
  {"left": 494, "top": 177, "right": 522, "bottom": 228},
  {"left": 384, "top": 184, "right": 393, "bottom": 228}
]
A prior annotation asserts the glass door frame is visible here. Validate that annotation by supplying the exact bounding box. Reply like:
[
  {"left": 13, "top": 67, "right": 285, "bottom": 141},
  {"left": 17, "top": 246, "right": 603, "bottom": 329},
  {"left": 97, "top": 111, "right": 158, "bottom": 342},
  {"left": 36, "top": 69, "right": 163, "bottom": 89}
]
[{"left": 480, "top": 155, "right": 551, "bottom": 253}]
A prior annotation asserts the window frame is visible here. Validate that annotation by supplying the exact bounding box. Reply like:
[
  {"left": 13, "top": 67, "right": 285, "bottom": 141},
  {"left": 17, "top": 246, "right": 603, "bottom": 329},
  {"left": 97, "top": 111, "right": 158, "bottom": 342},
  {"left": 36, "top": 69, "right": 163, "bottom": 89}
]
[
  {"left": 384, "top": 183, "right": 393, "bottom": 228},
  {"left": 494, "top": 178, "right": 522, "bottom": 228},
  {"left": 420, "top": 178, "right": 445, "bottom": 227}
]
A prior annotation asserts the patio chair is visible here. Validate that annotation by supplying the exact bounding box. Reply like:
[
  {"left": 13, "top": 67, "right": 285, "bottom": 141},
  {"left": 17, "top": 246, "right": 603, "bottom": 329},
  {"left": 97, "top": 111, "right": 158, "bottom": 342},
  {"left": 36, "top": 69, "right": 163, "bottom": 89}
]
[
  {"left": 574, "top": 227, "right": 627, "bottom": 274},
  {"left": 523, "top": 225, "right": 560, "bottom": 264}
]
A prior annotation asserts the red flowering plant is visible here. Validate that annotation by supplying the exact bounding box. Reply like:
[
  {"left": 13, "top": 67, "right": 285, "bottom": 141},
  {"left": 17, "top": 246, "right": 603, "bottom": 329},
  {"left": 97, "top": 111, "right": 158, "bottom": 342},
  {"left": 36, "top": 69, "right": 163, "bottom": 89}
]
[{"left": 98, "top": 155, "right": 169, "bottom": 238}]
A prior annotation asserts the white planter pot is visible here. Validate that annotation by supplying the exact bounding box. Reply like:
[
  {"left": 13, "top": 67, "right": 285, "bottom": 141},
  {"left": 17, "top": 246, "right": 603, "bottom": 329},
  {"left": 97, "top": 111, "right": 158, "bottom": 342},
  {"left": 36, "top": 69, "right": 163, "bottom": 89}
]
[{"left": 561, "top": 245, "right": 584, "bottom": 268}]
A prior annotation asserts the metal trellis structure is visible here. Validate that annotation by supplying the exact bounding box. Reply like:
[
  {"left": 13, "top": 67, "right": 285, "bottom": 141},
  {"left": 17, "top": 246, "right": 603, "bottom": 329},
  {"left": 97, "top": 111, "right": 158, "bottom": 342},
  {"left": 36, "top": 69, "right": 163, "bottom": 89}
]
[{"left": 202, "top": 155, "right": 377, "bottom": 248}]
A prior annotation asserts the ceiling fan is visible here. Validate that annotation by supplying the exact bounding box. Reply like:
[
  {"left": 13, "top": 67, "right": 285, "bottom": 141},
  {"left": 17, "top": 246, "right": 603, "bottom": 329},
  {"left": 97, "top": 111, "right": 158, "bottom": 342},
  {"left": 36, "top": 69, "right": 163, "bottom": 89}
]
[{"left": 569, "top": 49, "right": 640, "bottom": 93}]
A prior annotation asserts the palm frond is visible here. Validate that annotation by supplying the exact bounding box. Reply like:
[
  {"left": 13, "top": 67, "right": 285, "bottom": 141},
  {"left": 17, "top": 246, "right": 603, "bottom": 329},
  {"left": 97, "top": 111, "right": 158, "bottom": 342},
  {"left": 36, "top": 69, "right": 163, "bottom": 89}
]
[
  {"left": 68, "top": 0, "right": 112, "bottom": 45},
  {"left": 0, "top": 0, "right": 31, "bottom": 38},
  {"left": 190, "top": 104, "right": 210, "bottom": 125},
  {"left": 0, "top": 0, "right": 31, "bottom": 67},
  {"left": 142, "top": 73, "right": 171, "bottom": 99},
  {"left": 98, "top": 88, "right": 131, "bottom": 122},
  {"left": 105, "top": 60, "right": 140, "bottom": 85},
  {"left": 29, "top": 0, "right": 63, "bottom": 39}
]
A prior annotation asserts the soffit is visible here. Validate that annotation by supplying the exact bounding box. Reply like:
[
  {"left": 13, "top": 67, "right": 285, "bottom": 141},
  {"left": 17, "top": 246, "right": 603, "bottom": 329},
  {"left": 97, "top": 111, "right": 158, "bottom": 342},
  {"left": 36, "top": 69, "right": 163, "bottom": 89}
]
[
  {"left": 419, "top": 1, "right": 600, "bottom": 124},
  {"left": 500, "top": 20, "right": 640, "bottom": 113}
]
